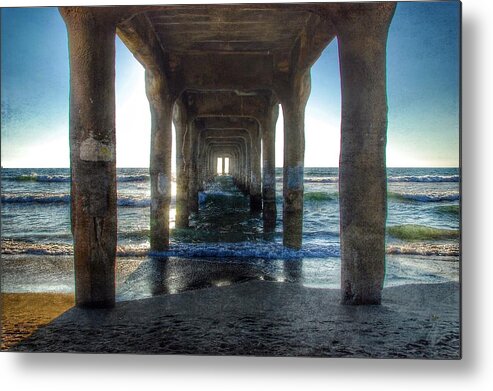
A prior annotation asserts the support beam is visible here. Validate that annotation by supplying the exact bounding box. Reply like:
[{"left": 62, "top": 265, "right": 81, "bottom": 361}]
[
  {"left": 60, "top": 8, "right": 118, "bottom": 307},
  {"left": 334, "top": 3, "right": 396, "bottom": 305},
  {"left": 280, "top": 71, "right": 310, "bottom": 249},
  {"left": 179, "top": 53, "right": 274, "bottom": 92},
  {"left": 146, "top": 70, "right": 173, "bottom": 251},
  {"left": 185, "top": 90, "right": 272, "bottom": 121}
]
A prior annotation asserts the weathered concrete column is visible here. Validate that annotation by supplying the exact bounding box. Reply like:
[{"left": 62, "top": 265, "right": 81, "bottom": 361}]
[
  {"left": 173, "top": 100, "right": 190, "bottom": 228},
  {"left": 280, "top": 71, "right": 311, "bottom": 249},
  {"left": 209, "top": 151, "right": 214, "bottom": 180},
  {"left": 241, "top": 144, "right": 249, "bottom": 194},
  {"left": 335, "top": 3, "right": 395, "bottom": 305},
  {"left": 244, "top": 136, "right": 252, "bottom": 196},
  {"left": 188, "top": 121, "right": 200, "bottom": 212},
  {"left": 208, "top": 154, "right": 213, "bottom": 178},
  {"left": 215, "top": 154, "right": 220, "bottom": 174},
  {"left": 146, "top": 70, "right": 173, "bottom": 251},
  {"left": 250, "top": 123, "right": 262, "bottom": 212},
  {"left": 231, "top": 154, "right": 237, "bottom": 177},
  {"left": 60, "top": 7, "right": 118, "bottom": 307},
  {"left": 209, "top": 148, "right": 215, "bottom": 178},
  {"left": 261, "top": 103, "right": 279, "bottom": 232}
]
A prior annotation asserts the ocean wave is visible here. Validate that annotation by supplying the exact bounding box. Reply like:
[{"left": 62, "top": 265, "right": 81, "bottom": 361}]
[
  {"left": 387, "top": 224, "right": 459, "bottom": 241},
  {"left": 2, "top": 191, "right": 458, "bottom": 205},
  {"left": 304, "top": 177, "right": 338, "bottom": 184},
  {"left": 389, "top": 192, "right": 460, "bottom": 202},
  {"left": 118, "top": 174, "right": 149, "bottom": 182},
  {"left": 1, "top": 193, "right": 71, "bottom": 204},
  {"left": 117, "top": 196, "right": 150, "bottom": 207},
  {"left": 2, "top": 237, "right": 459, "bottom": 258},
  {"left": 11, "top": 174, "right": 70, "bottom": 182},
  {"left": 275, "top": 175, "right": 459, "bottom": 184},
  {"left": 435, "top": 205, "right": 460, "bottom": 215},
  {"left": 199, "top": 191, "right": 247, "bottom": 205},
  {"left": 388, "top": 175, "right": 459, "bottom": 183},
  {"left": 156, "top": 242, "right": 340, "bottom": 259},
  {"left": 5, "top": 173, "right": 150, "bottom": 183},
  {"left": 1, "top": 239, "right": 74, "bottom": 255},
  {"left": 151, "top": 242, "right": 341, "bottom": 259},
  {"left": 304, "top": 191, "right": 337, "bottom": 201},
  {"left": 1, "top": 238, "right": 341, "bottom": 259},
  {"left": 387, "top": 242, "right": 459, "bottom": 257},
  {"left": 1, "top": 239, "right": 149, "bottom": 257},
  {"left": 5, "top": 173, "right": 457, "bottom": 184},
  {"left": 1, "top": 193, "right": 151, "bottom": 208}
]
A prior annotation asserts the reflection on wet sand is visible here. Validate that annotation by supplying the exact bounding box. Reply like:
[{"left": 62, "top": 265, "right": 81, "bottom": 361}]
[{"left": 118, "top": 256, "right": 304, "bottom": 301}]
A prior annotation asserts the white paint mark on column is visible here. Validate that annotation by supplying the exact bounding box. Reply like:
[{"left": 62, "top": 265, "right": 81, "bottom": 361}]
[{"left": 158, "top": 173, "right": 168, "bottom": 195}]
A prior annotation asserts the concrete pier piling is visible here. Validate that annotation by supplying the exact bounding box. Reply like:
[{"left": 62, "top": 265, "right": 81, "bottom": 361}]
[
  {"left": 173, "top": 99, "right": 190, "bottom": 228},
  {"left": 61, "top": 8, "right": 119, "bottom": 307},
  {"left": 61, "top": 3, "right": 395, "bottom": 307},
  {"left": 146, "top": 70, "right": 173, "bottom": 252},
  {"left": 335, "top": 3, "right": 396, "bottom": 305},
  {"left": 261, "top": 103, "right": 279, "bottom": 232},
  {"left": 188, "top": 122, "right": 200, "bottom": 214},
  {"left": 250, "top": 123, "right": 263, "bottom": 212},
  {"left": 280, "top": 70, "right": 311, "bottom": 249}
]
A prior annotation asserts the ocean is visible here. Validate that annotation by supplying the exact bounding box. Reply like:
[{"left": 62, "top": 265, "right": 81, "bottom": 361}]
[{"left": 1, "top": 167, "right": 460, "bottom": 300}]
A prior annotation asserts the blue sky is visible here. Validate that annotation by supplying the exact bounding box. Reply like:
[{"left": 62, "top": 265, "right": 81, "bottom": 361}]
[{"left": 1, "top": 2, "right": 460, "bottom": 168}]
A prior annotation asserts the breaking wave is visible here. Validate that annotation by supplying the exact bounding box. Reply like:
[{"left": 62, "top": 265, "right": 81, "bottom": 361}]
[
  {"left": 117, "top": 174, "right": 149, "bottom": 182},
  {"left": 275, "top": 175, "right": 459, "bottom": 184},
  {"left": 13, "top": 174, "right": 70, "bottom": 182},
  {"left": 1, "top": 238, "right": 341, "bottom": 259},
  {"left": 1, "top": 194, "right": 71, "bottom": 204},
  {"left": 1, "top": 194, "right": 152, "bottom": 208},
  {"left": 6, "top": 173, "right": 149, "bottom": 183},
  {"left": 2, "top": 237, "right": 459, "bottom": 258},
  {"left": 304, "top": 177, "right": 338, "bottom": 184},
  {"left": 387, "top": 242, "right": 459, "bottom": 257},
  {"left": 389, "top": 192, "right": 460, "bottom": 202},
  {"left": 388, "top": 175, "right": 459, "bottom": 183}
]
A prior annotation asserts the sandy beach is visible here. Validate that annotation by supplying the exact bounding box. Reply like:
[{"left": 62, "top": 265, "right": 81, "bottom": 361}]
[
  {"left": 3, "top": 280, "right": 460, "bottom": 358},
  {"left": 1, "top": 292, "right": 74, "bottom": 350}
]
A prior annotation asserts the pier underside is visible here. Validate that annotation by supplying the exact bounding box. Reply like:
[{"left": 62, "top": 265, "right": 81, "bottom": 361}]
[{"left": 60, "top": 2, "right": 396, "bottom": 307}]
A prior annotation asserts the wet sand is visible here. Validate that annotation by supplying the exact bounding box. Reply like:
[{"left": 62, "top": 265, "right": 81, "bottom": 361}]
[{"left": 4, "top": 281, "right": 460, "bottom": 358}]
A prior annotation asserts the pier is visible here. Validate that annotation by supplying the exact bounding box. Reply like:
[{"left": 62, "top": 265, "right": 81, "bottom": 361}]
[{"left": 60, "top": 2, "right": 396, "bottom": 307}]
